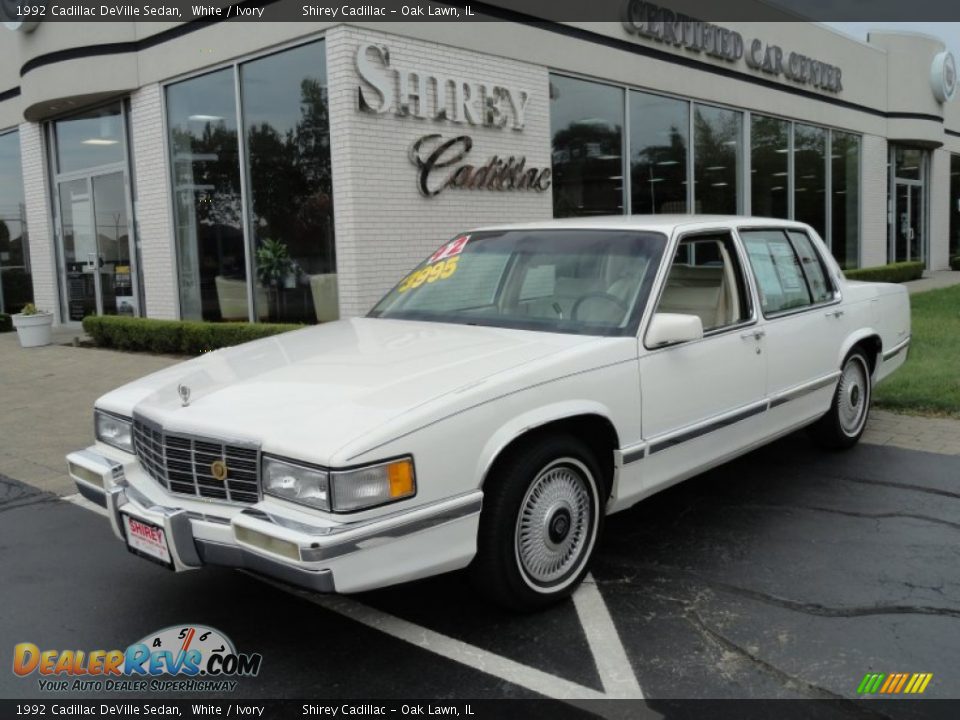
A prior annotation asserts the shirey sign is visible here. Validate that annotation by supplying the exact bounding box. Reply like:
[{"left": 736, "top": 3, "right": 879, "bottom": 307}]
[{"left": 355, "top": 43, "right": 550, "bottom": 197}]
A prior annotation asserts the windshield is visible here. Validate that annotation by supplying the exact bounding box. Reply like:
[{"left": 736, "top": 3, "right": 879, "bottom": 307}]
[{"left": 369, "top": 229, "right": 667, "bottom": 336}]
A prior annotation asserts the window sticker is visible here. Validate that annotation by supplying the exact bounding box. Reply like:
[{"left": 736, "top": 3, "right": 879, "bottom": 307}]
[
  {"left": 397, "top": 257, "right": 460, "bottom": 293},
  {"left": 769, "top": 241, "right": 804, "bottom": 291},
  {"left": 428, "top": 235, "right": 470, "bottom": 264}
]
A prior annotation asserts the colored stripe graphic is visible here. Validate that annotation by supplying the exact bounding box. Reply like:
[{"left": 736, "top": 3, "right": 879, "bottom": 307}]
[{"left": 857, "top": 672, "right": 933, "bottom": 694}]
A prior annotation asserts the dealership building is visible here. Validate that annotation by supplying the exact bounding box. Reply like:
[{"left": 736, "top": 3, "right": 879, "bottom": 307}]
[{"left": 1, "top": 9, "right": 959, "bottom": 324}]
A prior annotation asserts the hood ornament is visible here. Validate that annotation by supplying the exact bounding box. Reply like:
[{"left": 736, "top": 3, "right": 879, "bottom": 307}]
[{"left": 177, "top": 384, "right": 191, "bottom": 407}]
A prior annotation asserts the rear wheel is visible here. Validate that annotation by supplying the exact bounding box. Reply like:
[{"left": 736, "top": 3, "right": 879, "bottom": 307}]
[
  {"left": 810, "top": 349, "right": 872, "bottom": 450},
  {"left": 470, "top": 435, "right": 604, "bottom": 611}
]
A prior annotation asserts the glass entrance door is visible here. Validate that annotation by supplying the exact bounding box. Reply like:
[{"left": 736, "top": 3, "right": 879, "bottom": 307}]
[
  {"left": 50, "top": 101, "right": 139, "bottom": 322},
  {"left": 894, "top": 181, "right": 924, "bottom": 263},
  {"left": 58, "top": 171, "right": 134, "bottom": 320}
]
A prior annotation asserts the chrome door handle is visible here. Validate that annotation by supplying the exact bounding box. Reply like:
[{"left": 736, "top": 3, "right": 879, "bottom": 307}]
[
  {"left": 825, "top": 310, "right": 844, "bottom": 319},
  {"left": 740, "top": 329, "right": 766, "bottom": 340}
]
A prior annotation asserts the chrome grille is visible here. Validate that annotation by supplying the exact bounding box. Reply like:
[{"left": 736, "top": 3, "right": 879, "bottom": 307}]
[{"left": 132, "top": 415, "right": 260, "bottom": 504}]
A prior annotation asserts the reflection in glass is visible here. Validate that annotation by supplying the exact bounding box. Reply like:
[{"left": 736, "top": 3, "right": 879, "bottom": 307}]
[
  {"left": 242, "top": 41, "right": 336, "bottom": 324},
  {"left": 750, "top": 115, "right": 789, "bottom": 219},
  {"left": 793, "top": 123, "right": 826, "bottom": 239},
  {"left": 59, "top": 178, "right": 98, "bottom": 321},
  {"left": 831, "top": 131, "right": 860, "bottom": 269},
  {"left": 894, "top": 146, "right": 923, "bottom": 181},
  {"left": 629, "top": 91, "right": 688, "bottom": 214},
  {"left": 693, "top": 104, "right": 741, "bottom": 214},
  {"left": 550, "top": 75, "right": 624, "bottom": 217},
  {"left": 0, "top": 130, "right": 31, "bottom": 314},
  {"left": 92, "top": 172, "right": 133, "bottom": 315},
  {"left": 951, "top": 154, "right": 960, "bottom": 260},
  {"left": 167, "top": 68, "right": 245, "bottom": 322},
  {"left": 55, "top": 104, "right": 125, "bottom": 174}
]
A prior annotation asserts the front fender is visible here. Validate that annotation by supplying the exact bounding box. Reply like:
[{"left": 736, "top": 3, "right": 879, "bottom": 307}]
[{"left": 473, "top": 400, "right": 618, "bottom": 488}]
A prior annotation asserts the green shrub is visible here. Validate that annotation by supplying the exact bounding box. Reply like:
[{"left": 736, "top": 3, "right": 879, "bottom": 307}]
[
  {"left": 82, "top": 316, "right": 304, "bottom": 355},
  {"left": 844, "top": 261, "right": 924, "bottom": 283},
  {"left": 950, "top": 256, "right": 960, "bottom": 271},
  {"left": 0, "top": 313, "right": 11, "bottom": 333}
]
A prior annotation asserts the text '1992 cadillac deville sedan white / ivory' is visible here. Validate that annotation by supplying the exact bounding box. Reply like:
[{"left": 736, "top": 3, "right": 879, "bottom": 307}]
[{"left": 68, "top": 216, "right": 911, "bottom": 610}]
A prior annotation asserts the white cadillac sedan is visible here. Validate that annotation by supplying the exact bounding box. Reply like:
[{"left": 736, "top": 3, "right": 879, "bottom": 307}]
[{"left": 68, "top": 216, "right": 911, "bottom": 610}]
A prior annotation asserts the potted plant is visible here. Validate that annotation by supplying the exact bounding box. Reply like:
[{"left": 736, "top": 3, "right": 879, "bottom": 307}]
[
  {"left": 255, "top": 239, "right": 294, "bottom": 320},
  {"left": 12, "top": 303, "right": 54, "bottom": 348}
]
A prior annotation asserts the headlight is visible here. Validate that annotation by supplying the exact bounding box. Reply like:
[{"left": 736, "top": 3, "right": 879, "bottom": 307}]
[
  {"left": 330, "top": 457, "right": 416, "bottom": 512},
  {"left": 95, "top": 410, "right": 133, "bottom": 453},
  {"left": 262, "top": 455, "right": 416, "bottom": 512},
  {"left": 262, "top": 456, "right": 331, "bottom": 510}
]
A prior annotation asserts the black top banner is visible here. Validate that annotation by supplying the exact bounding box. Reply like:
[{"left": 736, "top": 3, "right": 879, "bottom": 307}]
[{"left": 4, "top": 0, "right": 960, "bottom": 23}]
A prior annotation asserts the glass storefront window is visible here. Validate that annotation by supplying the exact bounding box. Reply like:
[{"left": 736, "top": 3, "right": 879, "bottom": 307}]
[
  {"left": 793, "top": 124, "right": 827, "bottom": 239},
  {"left": 629, "top": 90, "right": 688, "bottom": 214},
  {"left": 241, "top": 40, "right": 336, "bottom": 324},
  {"left": 55, "top": 104, "right": 125, "bottom": 174},
  {"left": 951, "top": 155, "right": 960, "bottom": 260},
  {"left": 693, "top": 104, "right": 741, "bottom": 214},
  {"left": 894, "top": 146, "right": 923, "bottom": 181},
  {"left": 831, "top": 131, "right": 860, "bottom": 269},
  {"left": 0, "top": 130, "right": 32, "bottom": 314},
  {"left": 167, "top": 68, "right": 245, "bottom": 322},
  {"left": 550, "top": 75, "right": 625, "bottom": 217},
  {"left": 750, "top": 115, "right": 789, "bottom": 219}
]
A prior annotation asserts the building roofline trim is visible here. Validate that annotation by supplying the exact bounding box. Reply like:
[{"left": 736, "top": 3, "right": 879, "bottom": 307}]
[{"left": 0, "top": 86, "right": 21, "bottom": 103}]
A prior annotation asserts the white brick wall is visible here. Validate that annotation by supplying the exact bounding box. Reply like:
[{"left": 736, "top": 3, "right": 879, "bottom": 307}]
[
  {"left": 928, "top": 147, "right": 951, "bottom": 270},
  {"left": 131, "top": 84, "right": 178, "bottom": 319},
  {"left": 860, "top": 133, "right": 888, "bottom": 269},
  {"left": 18, "top": 122, "right": 59, "bottom": 321},
  {"left": 326, "top": 26, "right": 552, "bottom": 318}
]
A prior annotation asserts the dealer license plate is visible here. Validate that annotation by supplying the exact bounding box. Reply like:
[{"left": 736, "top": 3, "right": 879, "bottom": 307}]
[{"left": 123, "top": 515, "right": 173, "bottom": 568}]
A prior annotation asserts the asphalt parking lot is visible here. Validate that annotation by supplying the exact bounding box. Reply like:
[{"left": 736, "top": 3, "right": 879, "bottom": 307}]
[{"left": 2, "top": 431, "right": 958, "bottom": 706}]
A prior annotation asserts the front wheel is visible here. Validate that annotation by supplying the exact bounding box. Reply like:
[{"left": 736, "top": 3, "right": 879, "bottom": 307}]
[
  {"left": 810, "top": 349, "right": 872, "bottom": 450},
  {"left": 470, "top": 435, "right": 604, "bottom": 611}
]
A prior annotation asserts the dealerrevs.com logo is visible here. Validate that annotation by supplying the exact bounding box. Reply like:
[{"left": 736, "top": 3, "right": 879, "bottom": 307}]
[{"left": 13, "top": 625, "right": 262, "bottom": 693}]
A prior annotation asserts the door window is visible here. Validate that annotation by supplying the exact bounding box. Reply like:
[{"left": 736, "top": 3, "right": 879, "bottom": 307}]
[
  {"left": 786, "top": 230, "right": 834, "bottom": 304},
  {"left": 740, "top": 228, "right": 833, "bottom": 315},
  {"left": 654, "top": 232, "right": 750, "bottom": 333}
]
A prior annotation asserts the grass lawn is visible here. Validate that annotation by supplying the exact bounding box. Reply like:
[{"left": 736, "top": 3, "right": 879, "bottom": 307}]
[{"left": 873, "top": 283, "right": 960, "bottom": 417}]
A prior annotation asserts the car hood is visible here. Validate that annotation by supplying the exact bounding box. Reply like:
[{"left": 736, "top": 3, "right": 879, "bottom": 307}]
[{"left": 97, "top": 318, "right": 602, "bottom": 464}]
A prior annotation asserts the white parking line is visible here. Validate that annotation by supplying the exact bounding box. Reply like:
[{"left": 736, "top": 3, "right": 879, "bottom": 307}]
[
  {"left": 573, "top": 574, "right": 644, "bottom": 698},
  {"left": 255, "top": 576, "right": 608, "bottom": 700}
]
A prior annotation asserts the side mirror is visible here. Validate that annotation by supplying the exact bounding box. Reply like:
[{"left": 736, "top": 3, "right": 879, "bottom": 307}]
[{"left": 646, "top": 313, "right": 704, "bottom": 348}]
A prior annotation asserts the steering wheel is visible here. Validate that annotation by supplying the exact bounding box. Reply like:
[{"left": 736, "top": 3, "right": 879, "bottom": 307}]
[{"left": 570, "top": 293, "right": 628, "bottom": 321}]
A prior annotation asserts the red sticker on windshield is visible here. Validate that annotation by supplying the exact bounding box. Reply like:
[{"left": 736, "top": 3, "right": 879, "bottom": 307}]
[{"left": 429, "top": 235, "right": 470, "bottom": 264}]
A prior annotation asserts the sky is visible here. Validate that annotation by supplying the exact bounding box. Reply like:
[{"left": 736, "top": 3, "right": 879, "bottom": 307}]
[{"left": 822, "top": 22, "right": 960, "bottom": 56}]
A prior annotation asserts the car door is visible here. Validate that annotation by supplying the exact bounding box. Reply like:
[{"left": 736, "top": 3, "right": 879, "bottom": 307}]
[
  {"left": 633, "top": 229, "right": 769, "bottom": 497},
  {"left": 736, "top": 227, "right": 845, "bottom": 435}
]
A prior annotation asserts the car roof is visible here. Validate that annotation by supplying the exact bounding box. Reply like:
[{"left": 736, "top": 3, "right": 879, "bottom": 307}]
[{"left": 471, "top": 215, "right": 813, "bottom": 234}]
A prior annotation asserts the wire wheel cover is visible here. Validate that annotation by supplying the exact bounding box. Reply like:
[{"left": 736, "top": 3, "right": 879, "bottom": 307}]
[
  {"left": 516, "top": 462, "right": 593, "bottom": 586},
  {"left": 838, "top": 357, "right": 869, "bottom": 435}
]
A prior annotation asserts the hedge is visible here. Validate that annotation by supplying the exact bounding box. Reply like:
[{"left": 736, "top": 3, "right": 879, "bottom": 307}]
[
  {"left": 844, "top": 261, "right": 924, "bottom": 284},
  {"left": 82, "top": 316, "right": 304, "bottom": 356},
  {"left": 951, "top": 256, "right": 960, "bottom": 271},
  {"left": 0, "top": 313, "right": 11, "bottom": 333}
]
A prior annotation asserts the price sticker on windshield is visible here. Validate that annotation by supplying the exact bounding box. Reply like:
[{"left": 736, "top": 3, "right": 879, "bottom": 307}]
[
  {"left": 428, "top": 235, "right": 470, "bottom": 264},
  {"left": 397, "top": 257, "right": 460, "bottom": 293}
]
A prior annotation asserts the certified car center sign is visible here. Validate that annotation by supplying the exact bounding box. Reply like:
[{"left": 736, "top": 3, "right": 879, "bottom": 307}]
[{"left": 355, "top": 43, "right": 550, "bottom": 197}]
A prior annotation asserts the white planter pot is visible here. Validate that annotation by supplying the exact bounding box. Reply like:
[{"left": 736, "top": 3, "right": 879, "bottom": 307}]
[{"left": 12, "top": 312, "right": 54, "bottom": 348}]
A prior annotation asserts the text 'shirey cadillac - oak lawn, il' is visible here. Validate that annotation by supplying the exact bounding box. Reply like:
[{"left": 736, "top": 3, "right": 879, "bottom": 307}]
[{"left": 69, "top": 216, "right": 910, "bottom": 610}]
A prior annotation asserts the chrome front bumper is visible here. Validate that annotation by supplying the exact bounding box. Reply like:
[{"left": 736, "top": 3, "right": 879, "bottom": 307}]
[{"left": 67, "top": 448, "right": 483, "bottom": 594}]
